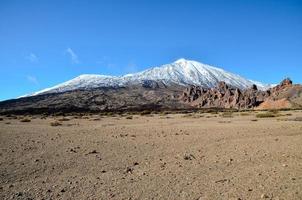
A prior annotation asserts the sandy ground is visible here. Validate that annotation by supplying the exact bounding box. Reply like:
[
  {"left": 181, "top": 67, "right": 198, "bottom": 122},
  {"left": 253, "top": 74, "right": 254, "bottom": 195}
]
[{"left": 1, "top": 111, "right": 302, "bottom": 200}]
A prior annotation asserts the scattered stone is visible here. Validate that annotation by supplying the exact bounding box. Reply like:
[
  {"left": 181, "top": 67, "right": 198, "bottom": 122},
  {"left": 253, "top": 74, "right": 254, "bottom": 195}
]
[
  {"left": 160, "top": 162, "right": 167, "bottom": 169},
  {"left": 20, "top": 118, "right": 31, "bottom": 122},
  {"left": 184, "top": 154, "right": 195, "bottom": 160},
  {"left": 261, "top": 194, "right": 269, "bottom": 199},
  {"left": 16, "top": 192, "right": 23, "bottom": 197},
  {"left": 70, "top": 148, "right": 77, "bottom": 153},
  {"left": 126, "top": 167, "right": 134, "bottom": 174},
  {"left": 50, "top": 121, "right": 62, "bottom": 126},
  {"left": 120, "top": 133, "right": 128, "bottom": 137},
  {"left": 87, "top": 150, "right": 98, "bottom": 154},
  {"left": 215, "top": 179, "right": 229, "bottom": 183}
]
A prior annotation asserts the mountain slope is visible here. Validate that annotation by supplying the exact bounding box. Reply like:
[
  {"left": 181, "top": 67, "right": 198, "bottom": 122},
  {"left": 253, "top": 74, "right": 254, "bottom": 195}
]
[
  {"left": 0, "top": 85, "right": 187, "bottom": 114},
  {"left": 28, "top": 59, "right": 271, "bottom": 96}
]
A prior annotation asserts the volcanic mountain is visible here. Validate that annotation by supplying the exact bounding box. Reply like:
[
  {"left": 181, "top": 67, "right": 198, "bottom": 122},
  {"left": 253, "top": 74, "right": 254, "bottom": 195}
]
[
  {"left": 4, "top": 59, "right": 300, "bottom": 114},
  {"left": 27, "top": 59, "right": 271, "bottom": 96}
]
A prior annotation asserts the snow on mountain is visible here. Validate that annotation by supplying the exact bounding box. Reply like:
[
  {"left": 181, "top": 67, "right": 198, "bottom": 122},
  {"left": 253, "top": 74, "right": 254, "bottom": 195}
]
[{"left": 28, "top": 59, "right": 272, "bottom": 96}]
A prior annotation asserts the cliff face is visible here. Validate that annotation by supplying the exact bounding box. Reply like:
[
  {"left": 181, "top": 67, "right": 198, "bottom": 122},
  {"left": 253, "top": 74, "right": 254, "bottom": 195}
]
[{"left": 181, "top": 78, "right": 302, "bottom": 110}]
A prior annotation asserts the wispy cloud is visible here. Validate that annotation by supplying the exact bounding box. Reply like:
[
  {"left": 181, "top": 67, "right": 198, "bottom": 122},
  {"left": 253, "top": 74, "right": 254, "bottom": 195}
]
[
  {"left": 26, "top": 75, "right": 39, "bottom": 85},
  {"left": 25, "top": 53, "right": 39, "bottom": 63},
  {"left": 65, "top": 48, "right": 79, "bottom": 64}
]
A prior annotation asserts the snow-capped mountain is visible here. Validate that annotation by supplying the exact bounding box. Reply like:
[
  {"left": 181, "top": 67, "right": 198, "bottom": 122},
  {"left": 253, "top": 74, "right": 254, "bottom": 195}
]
[{"left": 29, "top": 59, "right": 272, "bottom": 96}]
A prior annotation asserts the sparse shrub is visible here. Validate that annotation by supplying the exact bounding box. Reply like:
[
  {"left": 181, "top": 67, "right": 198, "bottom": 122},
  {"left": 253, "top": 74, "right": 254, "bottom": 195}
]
[
  {"left": 140, "top": 110, "right": 151, "bottom": 115},
  {"left": 218, "top": 120, "right": 231, "bottom": 123},
  {"left": 54, "top": 112, "right": 65, "bottom": 117},
  {"left": 251, "top": 119, "right": 258, "bottom": 122},
  {"left": 256, "top": 113, "right": 275, "bottom": 118},
  {"left": 221, "top": 112, "right": 233, "bottom": 118},
  {"left": 207, "top": 109, "right": 219, "bottom": 114},
  {"left": 163, "top": 111, "right": 171, "bottom": 115},
  {"left": 277, "top": 118, "right": 289, "bottom": 121},
  {"left": 183, "top": 153, "right": 195, "bottom": 160},
  {"left": 50, "top": 121, "right": 62, "bottom": 126},
  {"left": 58, "top": 117, "right": 70, "bottom": 121},
  {"left": 0, "top": 117, "right": 3, "bottom": 121},
  {"left": 269, "top": 110, "right": 280, "bottom": 114},
  {"left": 240, "top": 112, "right": 251, "bottom": 116},
  {"left": 20, "top": 118, "right": 31, "bottom": 122},
  {"left": 106, "top": 112, "right": 114, "bottom": 116},
  {"left": 256, "top": 111, "right": 281, "bottom": 118},
  {"left": 159, "top": 111, "right": 170, "bottom": 116},
  {"left": 183, "top": 113, "right": 194, "bottom": 118},
  {"left": 294, "top": 117, "right": 302, "bottom": 121},
  {"left": 183, "top": 113, "right": 204, "bottom": 118},
  {"left": 126, "top": 116, "right": 133, "bottom": 119}
]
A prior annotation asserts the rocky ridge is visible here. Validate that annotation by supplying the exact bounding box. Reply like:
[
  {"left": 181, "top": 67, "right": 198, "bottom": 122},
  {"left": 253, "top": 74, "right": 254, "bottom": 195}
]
[{"left": 181, "top": 78, "right": 302, "bottom": 109}]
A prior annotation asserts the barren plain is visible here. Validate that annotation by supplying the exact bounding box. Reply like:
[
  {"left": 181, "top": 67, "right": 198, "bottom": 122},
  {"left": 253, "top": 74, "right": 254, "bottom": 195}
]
[{"left": 1, "top": 110, "right": 302, "bottom": 200}]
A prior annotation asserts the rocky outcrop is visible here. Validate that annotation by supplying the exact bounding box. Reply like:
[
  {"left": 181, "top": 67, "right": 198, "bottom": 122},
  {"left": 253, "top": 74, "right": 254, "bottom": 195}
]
[
  {"left": 257, "top": 78, "right": 302, "bottom": 110},
  {"left": 181, "top": 78, "right": 302, "bottom": 110}
]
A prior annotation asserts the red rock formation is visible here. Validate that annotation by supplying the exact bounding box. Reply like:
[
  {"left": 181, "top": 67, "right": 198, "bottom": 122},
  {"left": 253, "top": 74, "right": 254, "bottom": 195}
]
[{"left": 181, "top": 78, "right": 302, "bottom": 110}]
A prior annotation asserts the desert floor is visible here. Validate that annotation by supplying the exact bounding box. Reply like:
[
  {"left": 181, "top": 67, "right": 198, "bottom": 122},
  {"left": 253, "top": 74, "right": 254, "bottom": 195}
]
[{"left": 1, "top": 111, "right": 302, "bottom": 200}]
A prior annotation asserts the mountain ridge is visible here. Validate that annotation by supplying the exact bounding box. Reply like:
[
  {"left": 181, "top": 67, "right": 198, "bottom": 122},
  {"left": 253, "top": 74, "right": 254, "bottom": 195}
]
[{"left": 26, "top": 59, "right": 272, "bottom": 97}]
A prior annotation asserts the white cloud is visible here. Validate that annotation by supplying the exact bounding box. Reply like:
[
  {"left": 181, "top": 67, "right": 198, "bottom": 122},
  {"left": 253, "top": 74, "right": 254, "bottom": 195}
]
[
  {"left": 26, "top": 75, "right": 39, "bottom": 85},
  {"left": 25, "top": 53, "right": 38, "bottom": 63},
  {"left": 65, "top": 48, "right": 79, "bottom": 64}
]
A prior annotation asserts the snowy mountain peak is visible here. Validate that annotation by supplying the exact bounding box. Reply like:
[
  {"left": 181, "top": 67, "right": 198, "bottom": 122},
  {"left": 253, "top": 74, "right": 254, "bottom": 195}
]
[
  {"left": 174, "top": 58, "right": 188, "bottom": 64},
  {"left": 27, "top": 59, "right": 272, "bottom": 96}
]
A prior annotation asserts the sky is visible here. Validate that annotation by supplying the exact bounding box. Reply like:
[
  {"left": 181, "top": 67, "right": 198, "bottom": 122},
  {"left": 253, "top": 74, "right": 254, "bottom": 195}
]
[{"left": 0, "top": 0, "right": 302, "bottom": 100}]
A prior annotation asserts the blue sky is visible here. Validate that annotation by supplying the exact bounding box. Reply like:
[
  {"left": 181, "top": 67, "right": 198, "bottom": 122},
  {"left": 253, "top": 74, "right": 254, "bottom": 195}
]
[{"left": 0, "top": 0, "right": 302, "bottom": 100}]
